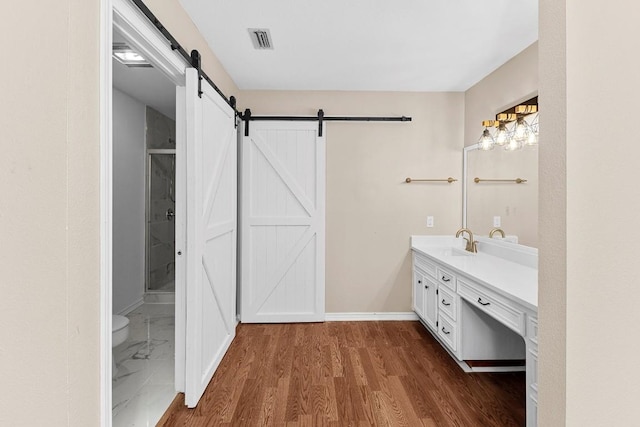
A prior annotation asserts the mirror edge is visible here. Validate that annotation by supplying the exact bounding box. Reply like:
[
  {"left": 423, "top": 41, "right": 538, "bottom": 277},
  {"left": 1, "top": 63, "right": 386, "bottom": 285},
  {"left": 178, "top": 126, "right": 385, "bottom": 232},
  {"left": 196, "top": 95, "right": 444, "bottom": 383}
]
[{"left": 462, "top": 144, "right": 479, "bottom": 229}]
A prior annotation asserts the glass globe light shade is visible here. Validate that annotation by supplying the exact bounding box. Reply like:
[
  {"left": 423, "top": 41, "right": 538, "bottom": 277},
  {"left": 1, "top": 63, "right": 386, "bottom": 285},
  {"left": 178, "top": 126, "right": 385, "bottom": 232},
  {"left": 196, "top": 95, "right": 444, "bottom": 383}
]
[
  {"left": 494, "top": 122, "right": 509, "bottom": 146},
  {"left": 525, "top": 113, "right": 539, "bottom": 146},
  {"left": 478, "top": 128, "right": 495, "bottom": 151},
  {"left": 513, "top": 117, "right": 531, "bottom": 144},
  {"left": 504, "top": 134, "right": 523, "bottom": 151}
]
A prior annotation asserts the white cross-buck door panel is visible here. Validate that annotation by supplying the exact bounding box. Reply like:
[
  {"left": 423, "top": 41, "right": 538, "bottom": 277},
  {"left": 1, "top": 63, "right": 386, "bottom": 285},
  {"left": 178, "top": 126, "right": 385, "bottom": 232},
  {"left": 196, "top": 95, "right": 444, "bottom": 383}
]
[
  {"left": 184, "top": 69, "right": 237, "bottom": 407},
  {"left": 241, "top": 121, "right": 325, "bottom": 323}
]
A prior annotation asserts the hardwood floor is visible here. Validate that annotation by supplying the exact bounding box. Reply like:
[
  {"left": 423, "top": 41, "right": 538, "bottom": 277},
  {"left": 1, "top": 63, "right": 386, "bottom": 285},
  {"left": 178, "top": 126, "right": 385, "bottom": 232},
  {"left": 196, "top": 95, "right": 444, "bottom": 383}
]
[{"left": 158, "top": 321, "right": 525, "bottom": 426}]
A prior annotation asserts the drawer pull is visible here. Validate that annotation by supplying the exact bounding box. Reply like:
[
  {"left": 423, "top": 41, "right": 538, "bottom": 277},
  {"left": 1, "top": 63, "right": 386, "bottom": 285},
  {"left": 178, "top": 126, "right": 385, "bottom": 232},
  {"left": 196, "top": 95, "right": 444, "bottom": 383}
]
[
  {"left": 478, "top": 298, "right": 491, "bottom": 306},
  {"left": 441, "top": 327, "right": 450, "bottom": 335},
  {"left": 441, "top": 276, "right": 451, "bottom": 282},
  {"left": 441, "top": 299, "right": 451, "bottom": 306},
  {"left": 418, "top": 280, "right": 421, "bottom": 284}
]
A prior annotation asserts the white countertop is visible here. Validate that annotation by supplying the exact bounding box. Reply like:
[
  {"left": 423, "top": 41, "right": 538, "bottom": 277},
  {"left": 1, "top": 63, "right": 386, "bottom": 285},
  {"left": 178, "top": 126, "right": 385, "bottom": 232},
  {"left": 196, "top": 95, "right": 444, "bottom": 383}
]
[{"left": 411, "top": 236, "right": 538, "bottom": 312}]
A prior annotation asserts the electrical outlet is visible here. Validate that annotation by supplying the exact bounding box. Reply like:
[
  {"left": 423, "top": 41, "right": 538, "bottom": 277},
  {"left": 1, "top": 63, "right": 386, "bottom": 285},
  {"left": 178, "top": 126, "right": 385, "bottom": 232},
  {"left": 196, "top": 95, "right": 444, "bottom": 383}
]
[
  {"left": 493, "top": 216, "right": 501, "bottom": 227},
  {"left": 426, "top": 216, "right": 434, "bottom": 228}
]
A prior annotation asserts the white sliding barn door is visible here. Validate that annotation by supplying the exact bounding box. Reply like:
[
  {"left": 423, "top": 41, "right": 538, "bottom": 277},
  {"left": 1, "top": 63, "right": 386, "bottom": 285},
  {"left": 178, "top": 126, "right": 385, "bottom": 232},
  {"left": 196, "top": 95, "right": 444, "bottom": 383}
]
[
  {"left": 240, "top": 121, "right": 325, "bottom": 323},
  {"left": 184, "top": 69, "right": 237, "bottom": 407}
]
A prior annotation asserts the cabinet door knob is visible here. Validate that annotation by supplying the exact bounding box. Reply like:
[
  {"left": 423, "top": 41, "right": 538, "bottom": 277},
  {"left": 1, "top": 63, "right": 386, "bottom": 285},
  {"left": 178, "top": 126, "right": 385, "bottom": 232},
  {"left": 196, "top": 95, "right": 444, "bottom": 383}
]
[
  {"left": 478, "top": 298, "right": 491, "bottom": 306},
  {"left": 441, "top": 299, "right": 451, "bottom": 306},
  {"left": 441, "top": 327, "right": 450, "bottom": 335},
  {"left": 441, "top": 276, "right": 450, "bottom": 282},
  {"left": 425, "top": 285, "right": 429, "bottom": 289}
]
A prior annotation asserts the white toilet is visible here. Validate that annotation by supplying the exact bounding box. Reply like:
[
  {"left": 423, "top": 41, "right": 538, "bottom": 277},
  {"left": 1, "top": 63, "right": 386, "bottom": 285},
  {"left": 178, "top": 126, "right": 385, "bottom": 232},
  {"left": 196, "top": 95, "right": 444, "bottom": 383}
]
[{"left": 112, "top": 315, "right": 130, "bottom": 379}]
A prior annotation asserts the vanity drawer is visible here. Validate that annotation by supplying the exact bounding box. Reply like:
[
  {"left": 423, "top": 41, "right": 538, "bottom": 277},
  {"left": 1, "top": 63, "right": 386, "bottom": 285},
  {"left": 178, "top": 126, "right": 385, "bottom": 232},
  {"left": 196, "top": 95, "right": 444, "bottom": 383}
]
[
  {"left": 438, "top": 285, "right": 457, "bottom": 321},
  {"left": 437, "top": 266, "right": 456, "bottom": 291},
  {"left": 413, "top": 252, "right": 436, "bottom": 278},
  {"left": 437, "top": 314, "right": 457, "bottom": 352},
  {"left": 458, "top": 279, "right": 526, "bottom": 335}
]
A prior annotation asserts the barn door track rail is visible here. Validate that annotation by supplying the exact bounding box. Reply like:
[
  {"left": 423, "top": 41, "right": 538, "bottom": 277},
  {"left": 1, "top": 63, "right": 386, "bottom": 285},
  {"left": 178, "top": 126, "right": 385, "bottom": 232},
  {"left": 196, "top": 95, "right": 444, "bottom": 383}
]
[
  {"left": 241, "top": 109, "right": 412, "bottom": 137},
  {"left": 131, "top": 0, "right": 236, "bottom": 113}
]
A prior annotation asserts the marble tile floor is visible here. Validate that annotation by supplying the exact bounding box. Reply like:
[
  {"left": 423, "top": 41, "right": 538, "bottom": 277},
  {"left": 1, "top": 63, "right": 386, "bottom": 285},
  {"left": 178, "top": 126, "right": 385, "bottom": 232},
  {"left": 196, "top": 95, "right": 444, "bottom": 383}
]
[
  {"left": 149, "top": 279, "right": 175, "bottom": 293},
  {"left": 113, "top": 302, "right": 176, "bottom": 427},
  {"left": 144, "top": 291, "right": 175, "bottom": 304}
]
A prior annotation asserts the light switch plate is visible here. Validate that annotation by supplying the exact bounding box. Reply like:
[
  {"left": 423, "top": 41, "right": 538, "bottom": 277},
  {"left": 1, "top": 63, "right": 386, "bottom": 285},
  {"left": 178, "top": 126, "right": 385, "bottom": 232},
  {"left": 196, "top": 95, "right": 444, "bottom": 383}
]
[
  {"left": 493, "top": 216, "right": 501, "bottom": 227},
  {"left": 427, "top": 216, "right": 434, "bottom": 228}
]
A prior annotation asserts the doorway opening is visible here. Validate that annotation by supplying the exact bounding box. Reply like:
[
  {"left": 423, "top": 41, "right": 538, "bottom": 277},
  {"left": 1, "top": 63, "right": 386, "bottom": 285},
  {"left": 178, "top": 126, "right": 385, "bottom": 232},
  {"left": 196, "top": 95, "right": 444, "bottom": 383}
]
[
  {"left": 105, "top": 1, "right": 240, "bottom": 423},
  {"left": 111, "top": 25, "right": 179, "bottom": 426}
]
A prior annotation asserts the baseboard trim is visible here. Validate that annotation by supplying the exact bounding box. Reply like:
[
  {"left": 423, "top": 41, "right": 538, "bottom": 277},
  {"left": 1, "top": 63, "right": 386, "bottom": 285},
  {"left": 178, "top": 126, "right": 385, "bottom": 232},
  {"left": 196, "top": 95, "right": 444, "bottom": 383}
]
[
  {"left": 325, "top": 312, "right": 419, "bottom": 321},
  {"left": 144, "top": 292, "right": 175, "bottom": 304},
  {"left": 117, "top": 298, "right": 144, "bottom": 316}
]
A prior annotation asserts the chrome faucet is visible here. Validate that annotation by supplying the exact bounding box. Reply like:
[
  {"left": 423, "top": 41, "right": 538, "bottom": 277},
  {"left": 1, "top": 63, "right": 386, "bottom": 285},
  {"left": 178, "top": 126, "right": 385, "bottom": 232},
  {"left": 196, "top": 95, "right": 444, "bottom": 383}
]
[
  {"left": 455, "top": 228, "right": 478, "bottom": 253},
  {"left": 489, "top": 228, "right": 505, "bottom": 238}
]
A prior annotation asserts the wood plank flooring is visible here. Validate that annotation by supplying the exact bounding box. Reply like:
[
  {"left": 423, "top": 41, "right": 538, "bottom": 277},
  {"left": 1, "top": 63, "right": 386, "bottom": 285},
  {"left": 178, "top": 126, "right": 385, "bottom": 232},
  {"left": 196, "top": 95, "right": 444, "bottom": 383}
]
[{"left": 158, "top": 321, "right": 525, "bottom": 426}]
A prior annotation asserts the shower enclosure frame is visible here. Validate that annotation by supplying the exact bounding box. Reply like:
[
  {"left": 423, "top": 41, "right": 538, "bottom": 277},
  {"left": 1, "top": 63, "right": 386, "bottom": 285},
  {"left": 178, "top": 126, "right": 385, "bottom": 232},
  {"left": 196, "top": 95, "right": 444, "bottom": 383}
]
[{"left": 145, "top": 148, "right": 177, "bottom": 294}]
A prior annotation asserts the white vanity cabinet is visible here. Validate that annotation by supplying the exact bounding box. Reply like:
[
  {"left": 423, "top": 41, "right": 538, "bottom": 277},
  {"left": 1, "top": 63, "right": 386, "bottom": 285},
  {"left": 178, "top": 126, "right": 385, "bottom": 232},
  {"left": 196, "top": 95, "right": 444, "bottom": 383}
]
[
  {"left": 412, "top": 251, "right": 462, "bottom": 357},
  {"left": 411, "top": 236, "right": 538, "bottom": 427},
  {"left": 412, "top": 252, "right": 438, "bottom": 330}
]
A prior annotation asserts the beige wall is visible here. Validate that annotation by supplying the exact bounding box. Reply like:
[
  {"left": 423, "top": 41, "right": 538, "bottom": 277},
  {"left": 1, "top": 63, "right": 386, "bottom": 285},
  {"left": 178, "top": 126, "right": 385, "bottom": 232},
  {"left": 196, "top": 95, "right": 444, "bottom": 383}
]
[
  {"left": 466, "top": 146, "right": 538, "bottom": 246},
  {"left": 241, "top": 91, "right": 464, "bottom": 312},
  {"left": 540, "top": 0, "right": 640, "bottom": 425},
  {"left": 0, "top": 1, "right": 101, "bottom": 426}
]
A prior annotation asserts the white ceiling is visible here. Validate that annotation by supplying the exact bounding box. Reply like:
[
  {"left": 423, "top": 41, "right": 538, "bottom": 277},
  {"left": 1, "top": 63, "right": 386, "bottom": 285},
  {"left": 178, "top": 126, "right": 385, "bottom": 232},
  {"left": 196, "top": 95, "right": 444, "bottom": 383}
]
[
  {"left": 112, "top": 31, "right": 176, "bottom": 119},
  {"left": 179, "top": 0, "right": 538, "bottom": 92}
]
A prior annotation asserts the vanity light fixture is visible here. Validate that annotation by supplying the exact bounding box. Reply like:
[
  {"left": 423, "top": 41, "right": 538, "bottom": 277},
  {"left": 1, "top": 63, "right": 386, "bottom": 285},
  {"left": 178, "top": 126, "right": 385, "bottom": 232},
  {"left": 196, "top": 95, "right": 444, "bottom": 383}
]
[{"left": 478, "top": 104, "right": 539, "bottom": 152}]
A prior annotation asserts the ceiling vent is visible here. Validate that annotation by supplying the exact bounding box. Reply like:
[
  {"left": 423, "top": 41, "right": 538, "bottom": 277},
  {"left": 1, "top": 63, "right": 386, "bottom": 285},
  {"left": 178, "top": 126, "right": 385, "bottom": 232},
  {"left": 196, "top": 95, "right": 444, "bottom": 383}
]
[{"left": 248, "top": 28, "right": 274, "bottom": 50}]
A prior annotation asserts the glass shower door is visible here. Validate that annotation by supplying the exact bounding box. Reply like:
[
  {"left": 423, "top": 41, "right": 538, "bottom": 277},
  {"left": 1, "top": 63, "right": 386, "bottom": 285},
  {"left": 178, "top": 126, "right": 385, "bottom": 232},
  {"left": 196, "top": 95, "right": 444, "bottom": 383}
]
[{"left": 147, "top": 152, "right": 176, "bottom": 292}]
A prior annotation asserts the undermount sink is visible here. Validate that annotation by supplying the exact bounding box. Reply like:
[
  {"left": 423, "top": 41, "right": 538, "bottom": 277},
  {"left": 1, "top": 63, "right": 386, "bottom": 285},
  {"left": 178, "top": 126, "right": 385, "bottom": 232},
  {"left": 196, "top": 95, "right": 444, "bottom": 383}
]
[{"left": 442, "top": 247, "right": 475, "bottom": 257}]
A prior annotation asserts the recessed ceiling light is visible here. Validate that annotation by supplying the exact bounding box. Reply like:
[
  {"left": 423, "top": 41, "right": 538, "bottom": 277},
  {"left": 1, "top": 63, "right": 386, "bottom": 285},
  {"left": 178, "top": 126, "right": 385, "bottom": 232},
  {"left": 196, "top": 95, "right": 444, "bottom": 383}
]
[{"left": 113, "top": 42, "right": 152, "bottom": 67}]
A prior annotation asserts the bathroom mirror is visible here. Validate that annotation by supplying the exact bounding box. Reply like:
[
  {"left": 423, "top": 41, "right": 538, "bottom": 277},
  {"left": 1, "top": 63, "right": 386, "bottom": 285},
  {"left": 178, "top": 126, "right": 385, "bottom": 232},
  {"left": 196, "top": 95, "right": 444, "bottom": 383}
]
[{"left": 463, "top": 144, "right": 538, "bottom": 247}]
